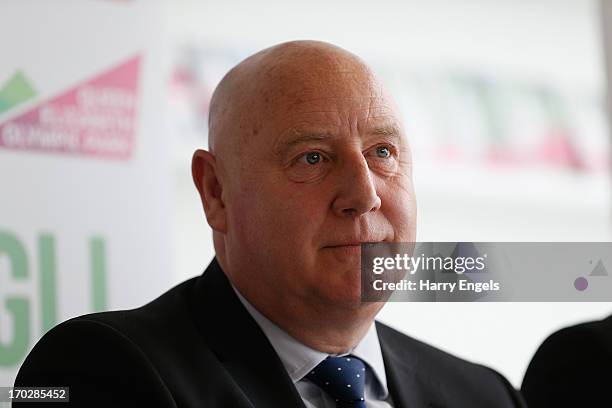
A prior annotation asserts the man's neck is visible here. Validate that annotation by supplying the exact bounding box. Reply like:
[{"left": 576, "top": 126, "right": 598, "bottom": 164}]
[{"left": 237, "top": 286, "right": 383, "bottom": 354}]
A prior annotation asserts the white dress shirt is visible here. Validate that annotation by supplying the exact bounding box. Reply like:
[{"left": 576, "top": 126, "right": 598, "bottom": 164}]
[{"left": 233, "top": 286, "right": 394, "bottom": 408}]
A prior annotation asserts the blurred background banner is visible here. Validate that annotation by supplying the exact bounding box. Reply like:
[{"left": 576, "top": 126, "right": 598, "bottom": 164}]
[{"left": 0, "top": 0, "right": 171, "bottom": 386}]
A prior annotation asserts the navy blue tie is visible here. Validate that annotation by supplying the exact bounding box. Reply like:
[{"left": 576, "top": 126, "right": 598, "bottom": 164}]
[{"left": 306, "top": 355, "right": 366, "bottom": 408}]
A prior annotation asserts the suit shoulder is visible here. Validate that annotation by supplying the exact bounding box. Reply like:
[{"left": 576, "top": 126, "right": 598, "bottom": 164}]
[
  {"left": 18, "top": 275, "right": 201, "bottom": 373},
  {"left": 17, "top": 316, "right": 152, "bottom": 376},
  {"left": 74, "top": 276, "right": 198, "bottom": 333},
  {"left": 522, "top": 318, "right": 612, "bottom": 406},
  {"left": 537, "top": 318, "right": 612, "bottom": 351},
  {"left": 376, "top": 321, "right": 500, "bottom": 374},
  {"left": 525, "top": 318, "right": 612, "bottom": 375},
  {"left": 12, "top": 277, "right": 200, "bottom": 407},
  {"left": 376, "top": 321, "right": 524, "bottom": 407},
  {"left": 15, "top": 317, "right": 176, "bottom": 407}
]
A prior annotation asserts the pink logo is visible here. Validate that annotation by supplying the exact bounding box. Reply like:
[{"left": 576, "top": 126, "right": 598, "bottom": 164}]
[{"left": 0, "top": 55, "right": 141, "bottom": 160}]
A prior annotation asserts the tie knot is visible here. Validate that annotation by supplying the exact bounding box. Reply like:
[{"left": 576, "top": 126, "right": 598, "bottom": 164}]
[{"left": 306, "top": 355, "right": 366, "bottom": 407}]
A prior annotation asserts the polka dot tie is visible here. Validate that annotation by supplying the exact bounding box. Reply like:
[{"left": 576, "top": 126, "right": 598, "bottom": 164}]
[{"left": 305, "top": 355, "right": 366, "bottom": 408}]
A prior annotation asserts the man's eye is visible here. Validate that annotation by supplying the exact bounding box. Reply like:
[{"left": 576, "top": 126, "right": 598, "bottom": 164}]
[
  {"left": 302, "top": 152, "right": 321, "bottom": 165},
  {"left": 376, "top": 146, "right": 391, "bottom": 158}
]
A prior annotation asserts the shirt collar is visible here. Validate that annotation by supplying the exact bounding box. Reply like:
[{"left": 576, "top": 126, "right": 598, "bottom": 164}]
[{"left": 232, "top": 285, "right": 388, "bottom": 396}]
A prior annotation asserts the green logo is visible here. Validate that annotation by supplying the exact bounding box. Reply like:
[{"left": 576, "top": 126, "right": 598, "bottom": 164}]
[{"left": 0, "top": 230, "right": 107, "bottom": 367}]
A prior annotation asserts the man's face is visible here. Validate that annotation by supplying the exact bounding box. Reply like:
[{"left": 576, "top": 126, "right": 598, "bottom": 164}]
[{"left": 224, "top": 67, "right": 416, "bottom": 310}]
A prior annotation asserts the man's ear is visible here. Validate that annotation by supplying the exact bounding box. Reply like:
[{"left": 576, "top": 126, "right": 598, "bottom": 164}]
[{"left": 192, "top": 149, "right": 227, "bottom": 233}]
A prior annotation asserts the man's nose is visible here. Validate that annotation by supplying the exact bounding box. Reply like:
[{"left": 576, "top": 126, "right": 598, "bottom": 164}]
[{"left": 331, "top": 153, "right": 382, "bottom": 218}]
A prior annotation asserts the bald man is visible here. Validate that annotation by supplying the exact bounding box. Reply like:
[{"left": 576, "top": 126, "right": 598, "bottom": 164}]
[{"left": 14, "top": 41, "right": 525, "bottom": 408}]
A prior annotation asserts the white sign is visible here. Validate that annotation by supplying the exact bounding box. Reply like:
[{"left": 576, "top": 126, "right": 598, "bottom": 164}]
[{"left": 0, "top": 0, "right": 171, "bottom": 387}]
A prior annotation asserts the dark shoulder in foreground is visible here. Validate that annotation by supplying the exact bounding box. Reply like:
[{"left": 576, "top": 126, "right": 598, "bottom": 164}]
[
  {"left": 376, "top": 322, "right": 526, "bottom": 408},
  {"left": 521, "top": 315, "right": 612, "bottom": 407},
  {"left": 13, "top": 276, "right": 239, "bottom": 408}
]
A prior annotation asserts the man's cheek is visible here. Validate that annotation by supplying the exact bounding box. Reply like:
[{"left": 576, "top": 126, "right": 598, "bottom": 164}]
[
  {"left": 380, "top": 195, "right": 416, "bottom": 240},
  {"left": 231, "top": 200, "right": 272, "bottom": 243}
]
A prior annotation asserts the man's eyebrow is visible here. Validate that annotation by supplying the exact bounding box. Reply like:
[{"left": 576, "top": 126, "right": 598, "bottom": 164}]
[
  {"left": 368, "top": 124, "right": 402, "bottom": 137},
  {"left": 274, "top": 132, "right": 335, "bottom": 156},
  {"left": 274, "top": 125, "right": 403, "bottom": 156}
]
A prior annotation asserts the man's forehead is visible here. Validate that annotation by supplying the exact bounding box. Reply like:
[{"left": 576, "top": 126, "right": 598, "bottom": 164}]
[
  {"left": 259, "top": 92, "right": 403, "bottom": 141},
  {"left": 209, "top": 41, "right": 403, "bottom": 156},
  {"left": 265, "top": 91, "right": 398, "bottom": 125},
  {"left": 285, "top": 93, "right": 392, "bottom": 110},
  {"left": 271, "top": 94, "right": 400, "bottom": 128}
]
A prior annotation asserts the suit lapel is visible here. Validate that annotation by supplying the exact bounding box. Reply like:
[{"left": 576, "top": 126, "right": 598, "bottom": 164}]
[
  {"left": 188, "top": 258, "right": 306, "bottom": 408},
  {"left": 377, "top": 322, "right": 447, "bottom": 408}
]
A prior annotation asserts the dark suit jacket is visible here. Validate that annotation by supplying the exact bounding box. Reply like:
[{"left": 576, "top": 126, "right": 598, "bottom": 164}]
[
  {"left": 15, "top": 258, "right": 524, "bottom": 407},
  {"left": 522, "top": 315, "right": 612, "bottom": 407}
]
